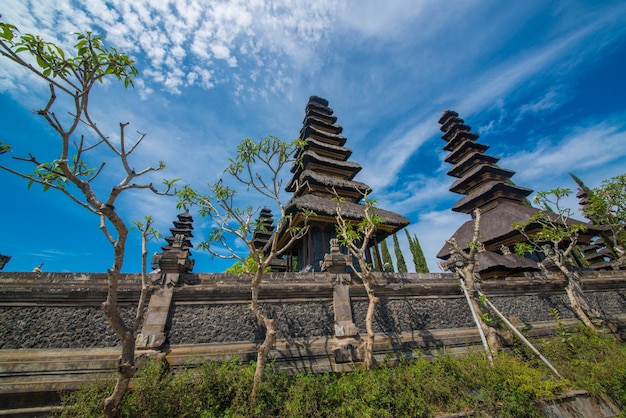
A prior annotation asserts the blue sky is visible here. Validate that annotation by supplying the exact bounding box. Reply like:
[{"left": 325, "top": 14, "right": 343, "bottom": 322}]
[{"left": 1, "top": 1, "right": 625, "bottom": 273}]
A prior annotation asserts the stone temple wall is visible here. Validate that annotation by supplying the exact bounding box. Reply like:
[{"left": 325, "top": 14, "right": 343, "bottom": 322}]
[
  {"left": 1, "top": 270, "right": 625, "bottom": 350},
  {"left": 1, "top": 270, "right": 625, "bottom": 413}
]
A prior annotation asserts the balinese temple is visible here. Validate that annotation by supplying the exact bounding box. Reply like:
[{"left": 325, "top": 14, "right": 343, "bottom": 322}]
[
  {"left": 252, "top": 207, "right": 275, "bottom": 251},
  {"left": 251, "top": 207, "right": 288, "bottom": 271},
  {"left": 153, "top": 211, "right": 195, "bottom": 273},
  {"left": 436, "top": 110, "right": 547, "bottom": 278},
  {"left": 269, "top": 96, "right": 409, "bottom": 272}
]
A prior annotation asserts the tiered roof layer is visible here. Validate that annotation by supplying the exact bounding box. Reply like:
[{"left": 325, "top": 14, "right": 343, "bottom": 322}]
[
  {"left": 438, "top": 110, "right": 532, "bottom": 214},
  {"left": 282, "top": 96, "right": 409, "bottom": 245}
]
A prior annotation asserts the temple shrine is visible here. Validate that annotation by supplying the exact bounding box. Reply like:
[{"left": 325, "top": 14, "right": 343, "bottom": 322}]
[
  {"left": 575, "top": 186, "right": 617, "bottom": 270},
  {"left": 268, "top": 96, "right": 409, "bottom": 272},
  {"left": 436, "top": 111, "right": 563, "bottom": 278},
  {"left": 153, "top": 211, "right": 195, "bottom": 273}
]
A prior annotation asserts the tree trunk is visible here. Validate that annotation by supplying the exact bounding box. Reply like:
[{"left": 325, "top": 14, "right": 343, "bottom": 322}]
[
  {"left": 552, "top": 258, "right": 597, "bottom": 331},
  {"left": 99, "top": 225, "right": 138, "bottom": 416},
  {"left": 249, "top": 282, "right": 276, "bottom": 404},
  {"left": 462, "top": 267, "right": 500, "bottom": 356},
  {"left": 364, "top": 292, "right": 379, "bottom": 370},
  {"left": 470, "top": 297, "right": 500, "bottom": 355},
  {"left": 100, "top": 331, "right": 136, "bottom": 416},
  {"left": 565, "top": 283, "right": 596, "bottom": 330}
]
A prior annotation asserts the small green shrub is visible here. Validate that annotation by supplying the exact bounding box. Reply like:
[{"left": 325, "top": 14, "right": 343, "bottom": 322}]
[
  {"left": 540, "top": 325, "right": 626, "bottom": 409},
  {"left": 55, "top": 378, "right": 114, "bottom": 418}
]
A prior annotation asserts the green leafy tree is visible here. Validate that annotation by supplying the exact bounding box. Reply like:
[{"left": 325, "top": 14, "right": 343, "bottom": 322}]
[
  {"left": 513, "top": 188, "right": 598, "bottom": 331},
  {"left": 582, "top": 173, "right": 626, "bottom": 266},
  {"left": 392, "top": 233, "right": 408, "bottom": 273},
  {"left": 0, "top": 22, "right": 177, "bottom": 415},
  {"left": 334, "top": 194, "right": 382, "bottom": 369},
  {"left": 405, "top": 229, "right": 429, "bottom": 273},
  {"left": 176, "top": 136, "right": 309, "bottom": 402},
  {"left": 380, "top": 239, "right": 394, "bottom": 272}
]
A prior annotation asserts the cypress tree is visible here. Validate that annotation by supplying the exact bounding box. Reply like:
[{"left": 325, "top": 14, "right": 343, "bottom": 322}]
[
  {"left": 393, "top": 233, "right": 408, "bottom": 273},
  {"left": 405, "top": 229, "right": 428, "bottom": 273},
  {"left": 381, "top": 239, "right": 394, "bottom": 272},
  {"left": 570, "top": 172, "right": 592, "bottom": 194}
]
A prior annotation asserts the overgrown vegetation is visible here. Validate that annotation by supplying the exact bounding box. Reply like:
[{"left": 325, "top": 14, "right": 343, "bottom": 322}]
[
  {"left": 513, "top": 189, "right": 599, "bottom": 331},
  {"left": 57, "top": 327, "right": 626, "bottom": 417}
]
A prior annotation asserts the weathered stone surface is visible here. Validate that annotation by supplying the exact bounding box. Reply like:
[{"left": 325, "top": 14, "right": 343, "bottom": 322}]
[
  {"left": 0, "top": 306, "right": 135, "bottom": 349},
  {"left": 1, "top": 272, "right": 625, "bottom": 349}
]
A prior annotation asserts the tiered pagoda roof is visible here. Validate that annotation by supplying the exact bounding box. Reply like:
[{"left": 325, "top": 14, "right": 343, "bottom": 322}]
[
  {"left": 155, "top": 211, "right": 195, "bottom": 273},
  {"left": 252, "top": 207, "right": 275, "bottom": 250},
  {"left": 436, "top": 111, "right": 539, "bottom": 278},
  {"left": 436, "top": 111, "right": 599, "bottom": 278},
  {"left": 284, "top": 96, "right": 408, "bottom": 231},
  {"left": 161, "top": 212, "right": 194, "bottom": 253},
  {"left": 286, "top": 97, "right": 371, "bottom": 202},
  {"left": 575, "top": 186, "right": 614, "bottom": 269},
  {"left": 276, "top": 96, "right": 409, "bottom": 271},
  {"left": 438, "top": 110, "right": 532, "bottom": 214}
]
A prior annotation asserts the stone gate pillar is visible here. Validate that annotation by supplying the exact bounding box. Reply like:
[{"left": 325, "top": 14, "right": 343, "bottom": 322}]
[{"left": 322, "top": 239, "right": 360, "bottom": 364}]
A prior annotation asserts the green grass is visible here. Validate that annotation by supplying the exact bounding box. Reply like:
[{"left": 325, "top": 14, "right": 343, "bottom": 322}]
[{"left": 56, "top": 327, "right": 625, "bottom": 417}]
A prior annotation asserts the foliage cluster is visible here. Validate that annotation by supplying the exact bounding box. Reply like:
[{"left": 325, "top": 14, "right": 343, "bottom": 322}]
[
  {"left": 57, "top": 328, "right": 626, "bottom": 417},
  {"left": 392, "top": 233, "right": 408, "bottom": 273},
  {"left": 582, "top": 173, "right": 626, "bottom": 260},
  {"left": 405, "top": 229, "right": 429, "bottom": 273},
  {"left": 538, "top": 324, "right": 626, "bottom": 409}
]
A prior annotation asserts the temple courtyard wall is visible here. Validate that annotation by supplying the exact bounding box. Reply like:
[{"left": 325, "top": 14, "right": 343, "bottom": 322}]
[{"left": 0, "top": 270, "right": 625, "bottom": 413}]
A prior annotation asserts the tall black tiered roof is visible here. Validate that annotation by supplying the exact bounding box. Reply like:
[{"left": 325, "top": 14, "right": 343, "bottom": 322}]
[
  {"left": 273, "top": 96, "right": 409, "bottom": 267},
  {"left": 283, "top": 96, "right": 408, "bottom": 230},
  {"left": 438, "top": 110, "right": 532, "bottom": 214},
  {"left": 436, "top": 111, "right": 599, "bottom": 278},
  {"left": 161, "top": 211, "right": 194, "bottom": 253}
]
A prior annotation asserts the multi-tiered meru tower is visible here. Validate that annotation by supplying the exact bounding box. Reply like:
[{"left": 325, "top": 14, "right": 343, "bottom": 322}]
[
  {"left": 272, "top": 96, "right": 409, "bottom": 272},
  {"left": 436, "top": 110, "right": 543, "bottom": 278}
]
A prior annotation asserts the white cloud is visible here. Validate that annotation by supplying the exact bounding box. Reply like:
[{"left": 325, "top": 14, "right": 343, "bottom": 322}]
[
  {"left": 503, "top": 121, "right": 626, "bottom": 184},
  {"left": 409, "top": 209, "right": 468, "bottom": 271},
  {"left": 0, "top": 0, "right": 341, "bottom": 96},
  {"left": 514, "top": 89, "right": 562, "bottom": 122},
  {"left": 360, "top": 118, "right": 439, "bottom": 190}
]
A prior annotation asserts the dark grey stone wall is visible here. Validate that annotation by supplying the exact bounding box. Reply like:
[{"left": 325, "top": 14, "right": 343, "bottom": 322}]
[
  {"left": 0, "top": 272, "right": 625, "bottom": 350},
  {"left": 0, "top": 306, "right": 136, "bottom": 349},
  {"left": 167, "top": 301, "right": 335, "bottom": 344}
]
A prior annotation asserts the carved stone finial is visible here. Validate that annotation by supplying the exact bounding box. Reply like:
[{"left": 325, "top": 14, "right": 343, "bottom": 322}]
[
  {"left": 500, "top": 244, "right": 511, "bottom": 256},
  {"left": 321, "top": 238, "right": 350, "bottom": 273}
]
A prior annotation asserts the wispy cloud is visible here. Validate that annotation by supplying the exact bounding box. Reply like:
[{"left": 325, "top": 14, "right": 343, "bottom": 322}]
[
  {"left": 1, "top": 0, "right": 341, "bottom": 96},
  {"left": 502, "top": 119, "right": 626, "bottom": 185}
]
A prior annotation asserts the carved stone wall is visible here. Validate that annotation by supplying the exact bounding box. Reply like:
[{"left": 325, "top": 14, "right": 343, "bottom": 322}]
[{"left": 1, "top": 271, "right": 625, "bottom": 350}]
